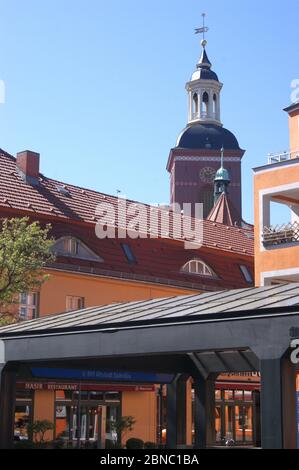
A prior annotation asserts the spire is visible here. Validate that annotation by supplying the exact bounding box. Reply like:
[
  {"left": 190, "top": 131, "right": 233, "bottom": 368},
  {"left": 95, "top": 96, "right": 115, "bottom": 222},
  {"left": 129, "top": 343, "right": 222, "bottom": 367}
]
[
  {"left": 214, "top": 147, "right": 231, "bottom": 203},
  {"left": 207, "top": 192, "right": 241, "bottom": 227},
  {"left": 197, "top": 45, "right": 212, "bottom": 69},
  {"left": 209, "top": 148, "right": 240, "bottom": 226}
]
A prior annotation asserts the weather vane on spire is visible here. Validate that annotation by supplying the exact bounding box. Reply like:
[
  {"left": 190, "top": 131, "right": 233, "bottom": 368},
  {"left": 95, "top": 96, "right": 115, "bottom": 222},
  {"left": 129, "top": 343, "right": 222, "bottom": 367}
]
[{"left": 195, "top": 13, "right": 209, "bottom": 47}]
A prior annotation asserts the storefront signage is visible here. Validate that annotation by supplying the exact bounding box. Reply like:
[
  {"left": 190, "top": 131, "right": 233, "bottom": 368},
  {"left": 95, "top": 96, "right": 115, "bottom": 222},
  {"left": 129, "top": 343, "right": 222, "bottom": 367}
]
[
  {"left": 30, "top": 367, "right": 174, "bottom": 384},
  {"left": 19, "top": 382, "right": 79, "bottom": 391},
  {"left": 17, "top": 381, "right": 155, "bottom": 392}
]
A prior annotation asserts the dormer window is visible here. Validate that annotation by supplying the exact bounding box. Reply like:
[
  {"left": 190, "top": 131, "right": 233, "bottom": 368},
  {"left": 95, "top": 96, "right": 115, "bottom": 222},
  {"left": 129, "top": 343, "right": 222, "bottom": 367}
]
[
  {"left": 121, "top": 243, "right": 137, "bottom": 264},
  {"left": 239, "top": 265, "right": 253, "bottom": 284},
  {"left": 63, "top": 237, "right": 79, "bottom": 256},
  {"left": 181, "top": 259, "right": 216, "bottom": 277},
  {"left": 53, "top": 236, "right": 103, "bottom": 262}
]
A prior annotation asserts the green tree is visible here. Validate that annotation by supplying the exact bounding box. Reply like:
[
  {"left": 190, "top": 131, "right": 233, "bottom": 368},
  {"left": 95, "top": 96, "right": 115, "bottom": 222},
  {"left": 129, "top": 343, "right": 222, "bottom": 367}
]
[
  {"left": 0, "top": 217, "right": 55, "bottom": 324},
  {"left": 109, "top": 416, "right": 136, "bottom": 446}
]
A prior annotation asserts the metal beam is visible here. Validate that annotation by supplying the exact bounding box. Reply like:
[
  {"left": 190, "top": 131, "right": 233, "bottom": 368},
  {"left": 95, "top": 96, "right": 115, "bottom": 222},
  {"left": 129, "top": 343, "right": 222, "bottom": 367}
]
[
  {"left": 193, "top": 373, "right": 216, "bottom": 449},
  {"left": 2, "top": 315, "right": 296, "bottom": 365},
  {"left": 260, "top": 357, "right": 297, "bottom": 449}
]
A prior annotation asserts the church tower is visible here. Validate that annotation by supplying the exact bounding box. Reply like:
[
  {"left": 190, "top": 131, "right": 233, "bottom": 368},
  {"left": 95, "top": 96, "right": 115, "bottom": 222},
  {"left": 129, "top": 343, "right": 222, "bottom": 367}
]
[{"left": 167, "top": 20, "right": 245, "bottom": 218}]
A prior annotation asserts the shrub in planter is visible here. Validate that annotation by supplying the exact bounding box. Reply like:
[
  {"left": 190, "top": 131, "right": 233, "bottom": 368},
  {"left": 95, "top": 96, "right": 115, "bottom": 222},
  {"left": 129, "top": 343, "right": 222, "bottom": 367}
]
[
  {"left": 144, "top": 441, "right": 156, "bottom": 449},
  {"left": 14, "top": 440, "right": 35, "bottom": 449},
  {"left": 27, "top": 420, "right": 54, "bottom": 446},
  {"left": 126, "top": 438, "right": 144, "bottom": 449},
  {"left": 52, "top": 439, "right": 65, "bottom": 449}
]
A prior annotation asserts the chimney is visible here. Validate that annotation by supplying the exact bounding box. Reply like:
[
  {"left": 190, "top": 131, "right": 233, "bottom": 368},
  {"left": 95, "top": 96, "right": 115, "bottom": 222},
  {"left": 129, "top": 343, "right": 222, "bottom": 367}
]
[{"left": 16, "top": 151, "right": 40, "bottom": 184}]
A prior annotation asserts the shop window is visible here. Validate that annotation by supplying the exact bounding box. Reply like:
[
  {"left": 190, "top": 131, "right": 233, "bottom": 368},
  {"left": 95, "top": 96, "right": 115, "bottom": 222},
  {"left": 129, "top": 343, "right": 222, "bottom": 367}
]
[
  {"left": 19, "top": 292, "right": 39, "bottom": 320},
  {"left": 14, "top": 405, "right": 32, "bottom": 441},
  {"left": 224, "top": 390, "right": 234, "bottom": 401},
  {"left": 66, "top": 296, "right": 85, "bottom": 312},
  {"left": 89, "top": 391, "right": 105, "bottom": 401},
  {"left": 181, "top": 259, "right": 216, "bottom": 277},
  {"left": 234, "top": 390, "right": 244, "bottom": 401},
  {"left": 105, "top": 392, "right": 121, "bottom": 402},
  {"left": 244, "top": 390, "right": 253, "bottom": 402}
]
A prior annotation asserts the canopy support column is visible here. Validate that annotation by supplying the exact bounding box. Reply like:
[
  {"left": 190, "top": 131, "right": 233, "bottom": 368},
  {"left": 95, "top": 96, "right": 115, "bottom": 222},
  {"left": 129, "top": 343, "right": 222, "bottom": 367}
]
[
  {"left": 166, "top": 375, "right": 188, "bottom": 449},
  {"left": 193, "top": 373, "right": 216, "bottom": 449},
  {"left": 0, "top": 363, "right": 17, "bottom": 449},
  {"left": 260, "top": 357, "right": 297, "bottom": 449}
]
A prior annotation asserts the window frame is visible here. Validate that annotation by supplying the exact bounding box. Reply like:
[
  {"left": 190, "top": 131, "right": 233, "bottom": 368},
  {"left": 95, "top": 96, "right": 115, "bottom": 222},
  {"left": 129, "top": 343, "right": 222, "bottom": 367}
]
[
  {"left": 52, "top": 236, "right": 104, "bottom": 262},
  {"left": 66, "top": 296, "right": 85, "bottom": 312},
  {"left": 121, "top": 243, "right": 137, "bottom": 264},
  {"left": 239, "top": 265, "right": 253, "bottom": 284},
  {"left": 63, "top": 237, "right": 79, "bottom": 256},
  {"left": 181, "top": 259, "right": 216, "bottom": 278},
  {"left": 19, "top": 292, "right": 40, "bottom": 320}
]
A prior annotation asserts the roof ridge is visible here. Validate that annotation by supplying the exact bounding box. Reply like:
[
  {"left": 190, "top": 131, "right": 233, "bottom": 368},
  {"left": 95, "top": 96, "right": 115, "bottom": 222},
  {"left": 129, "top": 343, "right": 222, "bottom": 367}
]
[{"left": 0, "top": 148, "right": 16, "bottom": 161}]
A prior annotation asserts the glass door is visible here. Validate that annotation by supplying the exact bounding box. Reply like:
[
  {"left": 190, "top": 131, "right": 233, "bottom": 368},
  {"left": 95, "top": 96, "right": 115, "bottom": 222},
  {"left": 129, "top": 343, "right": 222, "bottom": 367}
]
[
  {"left": 234, "top": 405, "right": 254, "bottom": 444},
  {"left": 224, "top": 405, "right": 234, "bottom": 443},
  {"left": 70, "top": 405, "right": 105, "bottom": 447}
]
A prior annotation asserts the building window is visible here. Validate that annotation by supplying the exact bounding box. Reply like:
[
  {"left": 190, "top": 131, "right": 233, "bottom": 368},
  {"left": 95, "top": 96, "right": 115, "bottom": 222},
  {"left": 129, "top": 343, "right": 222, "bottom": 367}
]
[
  {"left": 121, "top": 243, "right": 137, "bottom": 264},
  {"left": 52, "top": 236, "right": 104, "bottom": 262},
  {"left": 201, "top": 91, "right": 209, "bottom": 117},
  {"left": 63, "top": 237, "right": 79, "bottom": 256},
  {"left": 239, "top": 265, "right": 253, "bottom": 284},
  {"left": 193, "top": 93, "right": 199, "bottom": 115},
  {"left": 181, "top": 260, "right": 215, "bottom": 277},
  {"left": 19, "top": 293, "right": 39, "bottom": 320},
  {"left": 213, "top": 93, "right": 217, "bottom": 116},
  {"left": 66, "top": 296, "right": 85, "bottom": 312}
]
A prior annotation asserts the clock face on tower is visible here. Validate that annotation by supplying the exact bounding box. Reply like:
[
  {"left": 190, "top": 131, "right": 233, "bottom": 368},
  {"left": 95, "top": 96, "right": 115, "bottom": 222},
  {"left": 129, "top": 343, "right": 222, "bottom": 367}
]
[{"left": 199, "top": 167, "right": 216, "bottom": 184}]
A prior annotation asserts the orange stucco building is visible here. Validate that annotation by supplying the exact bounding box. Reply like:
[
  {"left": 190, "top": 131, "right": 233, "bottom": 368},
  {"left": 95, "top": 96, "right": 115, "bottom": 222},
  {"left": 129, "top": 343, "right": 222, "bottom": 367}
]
[{"left": 254, "top": 100, "right": 299, "bottom": 286}]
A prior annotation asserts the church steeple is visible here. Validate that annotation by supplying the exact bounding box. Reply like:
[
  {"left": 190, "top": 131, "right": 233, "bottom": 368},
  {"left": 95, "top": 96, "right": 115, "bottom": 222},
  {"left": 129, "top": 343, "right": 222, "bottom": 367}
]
[
  {"left": 167, "top": 15, "right": 245, "bottom": 223},
  {"left": 214, "top": 147, "right": 231, "bottom": 203},
  {"left": 186, "top": 16, "right": 223, "bottom": 126},
  {"left": 207, "top": 147, "right": 241, "bottom": 226}
]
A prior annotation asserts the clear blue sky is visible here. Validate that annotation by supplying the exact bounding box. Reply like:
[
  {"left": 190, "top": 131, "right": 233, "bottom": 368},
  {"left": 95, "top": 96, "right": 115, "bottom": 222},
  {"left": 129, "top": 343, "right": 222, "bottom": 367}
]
[{"left": 0, "top": 0, "right": 298, "bottom": 223}]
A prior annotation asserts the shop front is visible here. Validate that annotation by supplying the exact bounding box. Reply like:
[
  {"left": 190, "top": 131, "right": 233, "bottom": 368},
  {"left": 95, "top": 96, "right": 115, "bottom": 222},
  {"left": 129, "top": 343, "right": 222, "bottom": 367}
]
[
  {"left": 14, "top": 389, "right": 33, "bottom": 441},
  {"left": 15, "top": 381, "right": 156, "bottom": 448},
  {"left": 214, "top": 373, "right": 260, "bottom": 447}
]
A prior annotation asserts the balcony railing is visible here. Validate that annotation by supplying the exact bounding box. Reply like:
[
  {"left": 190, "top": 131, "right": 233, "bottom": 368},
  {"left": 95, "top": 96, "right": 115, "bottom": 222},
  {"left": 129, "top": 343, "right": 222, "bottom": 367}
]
[
  {"left": 262, "top": 221, "right": 299, "bottom": 246},
  {"left": 267, "top": 149, "right": 299, "bottom": 164}
]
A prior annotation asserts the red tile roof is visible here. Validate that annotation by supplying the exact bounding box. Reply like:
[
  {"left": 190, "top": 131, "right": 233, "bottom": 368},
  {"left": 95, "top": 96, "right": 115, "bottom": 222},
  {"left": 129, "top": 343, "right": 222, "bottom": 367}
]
[{"left": 0, "top": 149, "right": 254, "bottom": 290}]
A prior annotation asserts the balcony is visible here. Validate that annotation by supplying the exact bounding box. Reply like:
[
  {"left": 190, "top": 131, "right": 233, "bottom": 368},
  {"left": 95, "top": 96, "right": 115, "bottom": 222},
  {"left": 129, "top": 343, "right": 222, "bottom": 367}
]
[
  {"left": 262, "top": 221, "right": 299, "bottom": 247},
  {"left": 267, "top": 149, "right": 299, "bottom": 164}
]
